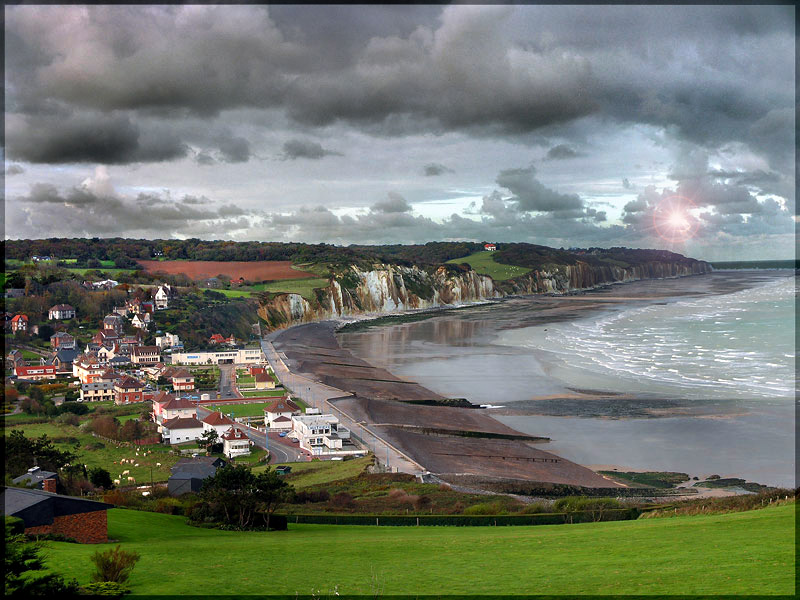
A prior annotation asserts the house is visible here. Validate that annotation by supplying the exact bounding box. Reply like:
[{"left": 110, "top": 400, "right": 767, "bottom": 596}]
[
  {"left": 10, "top": 314, "right": 28, "bottom": 333},
  {"left": 249, "top": 365, "right": 266, "bottom": 376},
  {"left": 103, "top": 314, "right": 125, "bottom": 335},
  {"left": 161, "top": 367, "right": 195, "bottom": 391},
  {"left": 155, "top": 332, "right": 181, "bottom": 349},
  {"left": 130, "top": 313, "right": 150, "bottom": 330},
  {"left": 108, "top": 355, "right": 131, "bottom": 369},
  {"left": 93, "top": 329, "right": 120, "bottom": 349},
  {"left": 154, "top": 284, "right": 173, "bottom": 310},
  {"left": 204, "top": 277, "right": 222, "bottom": 289},
  {"left": 2, "top": 486, "right": 113, "bottom": 543},
  {"left": 96, "top": 344, "right": 117, "bottom": 364},
  {"left": 5, "top": 288, "right": 25, "bottom": 299},
  {"left": 141, "top": 301, "right": 155, "bottom": 314},
  {"left": 484, "top": 243, "right": 497, "bottom": 251},
  {"left": 45, "top": 347, "right": 79, "bottom": 374},
  {"left": 7, "top": 349, "right": 25, "bottom": 369},
  {"left": 209, "top": 333, "right": 226, "bottom": 346},
  {"left": 291, "top": 413, "right": 353, "bottom": 455},
  {"left": 167, "top": 457, "right": 226, "bottom": 496},
  {"left": 142, "top": 363, "right": 167, "bottom": 381},
  {"left": 155, "top": 396, "right": 197, "bottom": 428},
  {"left": 264, "top": 398, "right": 300, "bottom": 429},
  {"left": 151, "top": 391, "right": 175, "bottom": 422},
  {"left": 80, "top": 378, "right": 116, "bottom": 402},
  {"left": 201, "top": 411, "right": 238, "bottom": 439},
  {"left": 31, "top": 255, "right": 52, "bottom": 262},
  {"left": 221, "top": 427, "right": 251, "bottom": 458},
  {"left": 114, "top": 375, "right": 144, "bottom": 405},
  {"left": 131, "top": 346, "right": 160, "bottom": 365},
  {"left": 161, "top": 416, "right": 204, "bottom": 445},
  {"left": 12, "top": 467, "right": 58, "bottom": 492},
  {"left": 48, "top": 304, "right": 76, "bottom": 320},
  {"left": 15, "top": 365, "right": 58, "bottom": 381},
  {"left": 125, "top": 298, "right": 143, "bottom": 314},
  {"left": 91, "top": 279, "right": 119, "bottom": 290},
  {"left": 50, "top": 331, "right": 76, "bottom": 350},
  {"left": 254, "top": 372, "right": 276, "bottom": 390},
  {"left": 113, "top": 305, "right": 130, "bottom": 317},
  {"left": 73, "top": 355, "right": 107, "bottom": 384},
  {"left": 119, "top": 333, "right": 144, "bottom": 352}
]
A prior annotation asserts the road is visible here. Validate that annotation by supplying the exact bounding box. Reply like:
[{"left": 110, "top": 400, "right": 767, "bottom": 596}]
[
  {"left": 217, "top": 364, "right": 240, "bottom": 399},
  {"left": 261, "top": 336, "right": 424, "bottom": 476},
  {"left": 196, "top": 403, "right": 307, "bottom": 463}
]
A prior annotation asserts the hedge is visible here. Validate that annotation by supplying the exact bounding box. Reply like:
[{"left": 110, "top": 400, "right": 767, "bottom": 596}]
[{"left": 281, "top": 509, "right": 639, "bottom": 527}]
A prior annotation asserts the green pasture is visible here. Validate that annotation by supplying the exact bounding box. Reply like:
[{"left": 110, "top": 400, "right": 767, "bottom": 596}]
[
  {"left": 239, "top": 389, "right": 285, "bottom": 398},
  {"left": 216, "top": 289, "right": 255, "bottom": 298},
  {"left": 3, "top": 420, "right": 177, "bottom": 483},
  {"left": 40, "top": 503, "right": 795, "bottom": 595},
  {"left": 251, "top": 277, "right": 330, "bottom": 300},
  {"left": 64, "top": 267, "right": 136, "bottom": 278},
  {"left": 446, "top": 251, "right": 531, "bottom": 281},
  {"left": 260, "top": 456, "right": 372, "bottom": 487},
  {"left": 206, "top": 402, "right": 272, "bottom": 418}
]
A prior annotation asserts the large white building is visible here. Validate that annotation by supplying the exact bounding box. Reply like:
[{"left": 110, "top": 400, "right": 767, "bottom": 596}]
[
  {"left": 170, "top": 347, "right": 265, "bottom": 365},
  {"left": 291, "top": 413, "right": 360, "bottom": 456}
]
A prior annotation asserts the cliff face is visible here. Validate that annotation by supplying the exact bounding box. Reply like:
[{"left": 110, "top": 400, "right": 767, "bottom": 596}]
[{"left": 258, "top": 260, "right": 712, "bottom": 331}]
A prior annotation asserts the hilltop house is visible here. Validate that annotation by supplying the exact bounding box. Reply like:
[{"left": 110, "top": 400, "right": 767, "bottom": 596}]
[
  {"left": 131, "top": 312, "right": 150, "bottom": 330},
  {"left": 103, "top": 314, "right": 125, "bottom": 335},
  {"left": 484, "top": 243, "right": 496, "bottom": 251},
  {"left": 154, "top": 284, "right": 173, "bottom": 310},
  {"left": 48, "top": 304, "right": 76, "bottom": 320},
  {"left": 10, "top": 314, "right": 28, "bottom": 333},
  {"left": 155, "top": 332, "right": 181, "bottom": 349}
]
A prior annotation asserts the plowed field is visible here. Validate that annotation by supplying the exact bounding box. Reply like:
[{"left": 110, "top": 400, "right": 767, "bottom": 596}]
[{"left": 136, "top": 260, "right": 313, "bottom": 281}]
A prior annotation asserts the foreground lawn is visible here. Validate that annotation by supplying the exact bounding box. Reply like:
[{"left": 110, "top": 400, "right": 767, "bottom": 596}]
[
  {"left": 447, "top": 251, "right": 531, "bottom": 281},
  {"left": 41, "top": 503, "right": 794, "bottom": 595}
]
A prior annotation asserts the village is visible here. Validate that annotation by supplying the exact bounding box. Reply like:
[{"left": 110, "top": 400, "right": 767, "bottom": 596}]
[{"left": 5, "top": 277, "right": 367, "bottom": 473}]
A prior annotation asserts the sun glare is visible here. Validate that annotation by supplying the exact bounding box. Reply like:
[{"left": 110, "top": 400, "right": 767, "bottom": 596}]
[{"left": 653, "top": 195, "right": 698, "bottom": 243}]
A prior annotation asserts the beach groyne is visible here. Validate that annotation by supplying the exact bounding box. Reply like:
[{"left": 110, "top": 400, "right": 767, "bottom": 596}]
[{"left": 258, "top": 259, "right": 712, "bottom": 331}]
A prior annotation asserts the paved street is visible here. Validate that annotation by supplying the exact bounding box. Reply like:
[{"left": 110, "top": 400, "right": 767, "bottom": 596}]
[
  {"left": 261, "top": 337, "right": 424, "bottom": 476},
  {"left": 217, "top": 364, "right": 240, "bottom": 399}
]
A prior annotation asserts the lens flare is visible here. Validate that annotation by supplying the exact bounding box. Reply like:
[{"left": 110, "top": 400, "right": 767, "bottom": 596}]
[{"left": 653, "top": 195, "right": 698, "bottom": 243}]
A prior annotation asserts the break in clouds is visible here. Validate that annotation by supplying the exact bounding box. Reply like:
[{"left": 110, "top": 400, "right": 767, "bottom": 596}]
[{"left": 3, "top": 4, "right": 795, "bottom": 259}]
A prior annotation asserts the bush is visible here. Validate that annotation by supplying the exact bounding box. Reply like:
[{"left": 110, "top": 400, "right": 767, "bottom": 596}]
[
  {"left": 79, "top": 581, "right": 131, "bottom": 597},
  {"left": 294, "top": 489, "right": 330, "bottom": 503},
  {"left": 519, "top": 503, "right": 548, "bottom": 514},
  {"left": 58, "top": 413, "right": 80, "bottom": 426},
  {"left": 463, "top": 501, "right": 508, "bottom": 515},
  {"left": 329, "top": 492, "right": 355, "bottom": 509},
  {"left": 90, "top": 545, "right": 141, "bottom": 584}
]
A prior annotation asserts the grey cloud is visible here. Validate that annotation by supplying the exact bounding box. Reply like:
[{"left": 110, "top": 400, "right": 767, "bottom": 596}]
[
  {"left": 496, "top": 166, "right": 584, "bottom": 213},
  {"left": 371, "top": 192, "right": 412, "bottom": 214},
  {"left": 217, "top": 136, "right": 251, "bottom": 163},
  {"left": 5, "top": 164, "right": 25, "bottom": 175},
  {"left": 545, "top": 144, "right": 584, "bottom": 160},
  {"left": 423, "top": 163, "right": 453, "bottom": 176},
  {"left": 622, "top": 177, "right": 632, "bottom": 189},
  {"left": 280, "top": 139, "right": 342, "bottom": 160}
]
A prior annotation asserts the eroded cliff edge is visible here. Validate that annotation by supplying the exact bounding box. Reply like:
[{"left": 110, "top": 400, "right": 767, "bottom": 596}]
[{"left": 258, "top": 257, "right": 712, "bottom": 331}]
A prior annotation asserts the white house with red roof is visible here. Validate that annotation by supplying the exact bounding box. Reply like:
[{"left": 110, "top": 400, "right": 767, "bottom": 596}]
[
  {"left": 10, "top": 314, "right": 28, "bottom": 333},
  {"left": 15, "top": 364, "right": 57, "bottom": 381},
  {"left": 484, "top": 243, "right": 496, "bottom": 252},
  {"left": 162, "top": 416, "right": 204, "bottom": 445},
  {"left": 156, "top": 396, "right": 197, "bottom": 431},
  {"left": 161, "top": 367, "right": 195, "bottom": 391},
  {"left": 201, "top": 411, "right": 238, "bottom": 439},
  {"left": 264, "top": 398, "right": 300, "bottom": 430},
  {"left": 221, "top": 426, "right": 251, "bottom": 458}
]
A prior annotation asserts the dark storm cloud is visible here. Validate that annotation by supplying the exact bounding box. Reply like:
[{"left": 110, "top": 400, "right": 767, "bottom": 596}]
[
  {"left": 5, "top": 164, "right": 25, "bottom": 176},
  {"left": 280, "top": 139, "right": 342, "bottom": 160},
  {"left": 545, "top": 145, "right": 584, "bottom": 160},
  {"left": 4, "top": 5, "right": 792, "bottom": 173},
  {"left": 423, "top": 163, "right": 453, "bottom": 176},
  {"left": 622, "top": 178, "right": 633, "bottom": 190},
  {"left": 5, "top": 113, "right": 189, "bottom": 164},
  {"left": 217, "top": 136, "right": 252, "bottom": 163},
  {"left": 496, "top": 166, "right": 585, "bottom": 214}
]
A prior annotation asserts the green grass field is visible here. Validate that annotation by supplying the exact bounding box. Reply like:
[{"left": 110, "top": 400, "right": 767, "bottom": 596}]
[
  {"left": 217, "top": 289, "right": 255, "bottom": 298},
  {"left": 446, "top": 251, "right": 532, "bottom": 281},
  {"left": 262, "top": 456, "right": 372, "bottom": 487},
  {"left": 240, "top": 389, "right": 286, "bottom": 397},
  {"left": 252, "top": 277, "right": 330, "bottom": 300},
  {"left": 64, "top": 267, "right": 137, "bottom": 278},
  {"left": 206, "top": 402, "right": 272, "bottom": 418},
  {"left": 40, "top": 503, "right": 795, "bottom": 595}
]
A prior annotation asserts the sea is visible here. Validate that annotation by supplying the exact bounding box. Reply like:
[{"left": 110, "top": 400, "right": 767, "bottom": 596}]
[{"left": 338, "top": 271, "right": 796, "bottom": 487}]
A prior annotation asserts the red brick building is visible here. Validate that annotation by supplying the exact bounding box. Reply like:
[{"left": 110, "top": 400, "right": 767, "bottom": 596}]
[
  {"left": 114, "top": 375, "right": 144, "bottom": 405},
  {"left": 10, "top": 314, "right": 28, "bottom": 333},
  {"left": 2, "top": 486, "right": 113, "bottom": 543},
  {"left": 14, "top": 364, "right": 58, "bottom": 381}
]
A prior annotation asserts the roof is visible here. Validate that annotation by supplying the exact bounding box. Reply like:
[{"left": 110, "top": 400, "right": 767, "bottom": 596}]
[
  {"left": 254, "top": 373, "right": 271, "bottom": 382},
  {"left": 202, "top": 412, "right": 236, "bottom": 426},
  {"left": 51, "top": 331, "right": 75, "bottom": 339},
  {"left": 173, "top": 456, "right": 227, "bottom": 470},
  {"left": 152, "top": 391, "right": 176, "bottom": 405},
  {"left": 2, "top": 486, "right": 113, "bottom": 529},
  {"left": 12, "top": 467, "right": 58, "bottom": 485},
  {"left": 132, "top": 345, "right": 159, "bottom": 355},
  {"left": 11, "top": 314, "right": 28, "bottom": 322},
  {"left": 221, "top": 427, "right": 249, "bottom": 441},
  {"left": 54, "top": 348, "right": 79, "bottom": 362},
  {"left": 209, "top": 334, "right": 226, "bottom": 343},
  {"left": 49, "top": 304, "right": 75, "bottom": 311},
  {"left": 264, "top": 398, "right": 299, "bottom": 414},
  {"left": 162, "top": 366, "right": 192, "bottom": 379},
  {"left": 161, "top": 396, "right": 195, "bottom": 410},
  {"left": 162, "top": 416, "right": 203, "bottom": 430},
  {"left": 272, "top": 415, "right": 292, "bottom": 422},
  {"left": 115, "top": 375, "right": 143, "bottom": 390}
]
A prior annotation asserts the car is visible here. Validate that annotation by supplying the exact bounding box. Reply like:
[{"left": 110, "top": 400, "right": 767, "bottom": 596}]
[
  {"left": 291, "top": 438, "right": 299, "bottom": 443},
  {"left": 278, "top": 431, "right": 287, "bottom": 437}
]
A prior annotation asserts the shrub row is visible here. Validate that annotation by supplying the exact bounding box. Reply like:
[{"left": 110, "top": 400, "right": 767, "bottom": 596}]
[{"left": 282, "top": 508, "right": 639, "bottom": 527}]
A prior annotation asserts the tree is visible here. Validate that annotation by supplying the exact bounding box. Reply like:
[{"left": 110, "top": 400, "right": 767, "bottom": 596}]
[
  {"left": 37, "top": 324, "right": 55, "bottom": 341},
  {"left": 5, "top": 517, "right": 80, "bottom": 597},
  {"left": 199, "top": 429, "right": 220, "bottom": 453},
  {"left": 89, "top": 467, "right": 114, "bottom": 490},
  {"left": 5, "top": 430, "right": 76, "bottom": 479},
  {"left": 90, "top": 545, "right": 140, "bottom": 583}
]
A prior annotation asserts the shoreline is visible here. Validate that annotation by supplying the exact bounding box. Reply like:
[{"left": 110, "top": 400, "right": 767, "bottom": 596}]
[{"left": 267, "top": 271, "right": 791, "bottom": 492}]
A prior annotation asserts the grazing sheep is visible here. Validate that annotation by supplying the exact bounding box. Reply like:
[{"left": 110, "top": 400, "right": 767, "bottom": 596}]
[
  {"left": 122, "top": 470, "right": 129, "bottom": 475},
  {"left": 127, "top": 476, "right": 135, "bottom": 482},
  {"left": 156, "top": 462, "right": 161, "bottom": 467},
  {"left": 113, "top": 479, "right": 120, "bottom": 485},
  {"left": 134, "top": 463, "right": 139, "bottom": 467}
]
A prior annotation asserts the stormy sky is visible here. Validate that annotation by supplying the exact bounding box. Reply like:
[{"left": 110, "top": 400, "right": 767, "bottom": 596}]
[{"left": 4, "top": 4, "right": 796, "bottom": 261}]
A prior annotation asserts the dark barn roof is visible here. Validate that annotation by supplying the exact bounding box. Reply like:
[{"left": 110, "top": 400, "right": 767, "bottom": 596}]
[{"left": 2, "top": 487, "right": 113, "bottom": 529}]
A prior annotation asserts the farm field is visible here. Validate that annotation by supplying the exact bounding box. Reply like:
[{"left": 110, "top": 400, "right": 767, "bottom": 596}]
[
  {"left": 446, "top": 250, "right": 532, "bottom": 281},
  {"left": 261, "top": 456, "right": 373, "bottom": 486},
  {"left": 136, "top": 260, "right": 314, "bottom": 281},
  {"left": 250, "top": 277, "right": 330, "bottom": 300},
  {"left": 40, "top": 503, "right": 795, "bottom": 595}
]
